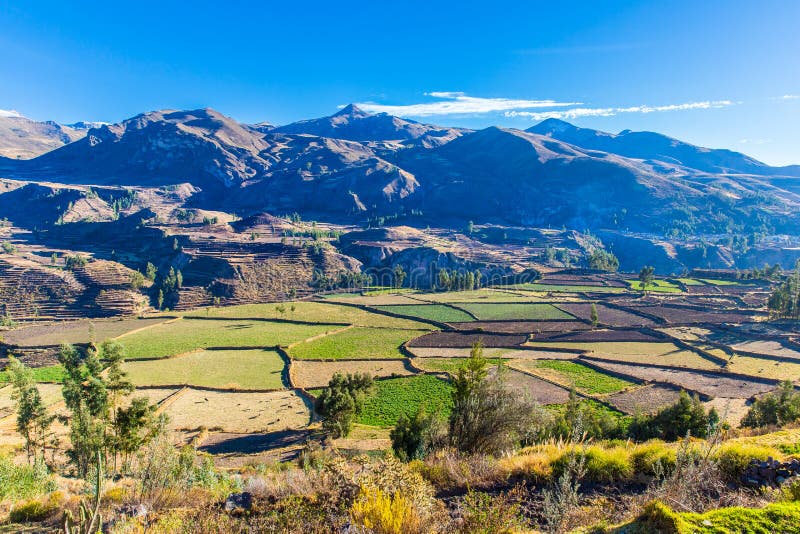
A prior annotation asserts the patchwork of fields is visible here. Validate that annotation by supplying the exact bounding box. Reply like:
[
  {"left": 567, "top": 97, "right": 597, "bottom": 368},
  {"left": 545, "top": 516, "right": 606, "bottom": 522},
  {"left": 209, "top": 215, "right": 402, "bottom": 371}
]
[{"left": 0, "top": 272, "right": 790, "bottom": 459}]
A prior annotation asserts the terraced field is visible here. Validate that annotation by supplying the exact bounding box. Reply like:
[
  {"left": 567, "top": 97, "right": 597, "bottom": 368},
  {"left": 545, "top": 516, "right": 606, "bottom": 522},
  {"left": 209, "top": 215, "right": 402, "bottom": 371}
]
[
  {"left": 525, "top": 341, "right": 722, "bottom": 369},
  {"left": 357, "top": 374, "right": 453, "bottom": 427},
  {"left": 124, "top": 349, "right": 287, "bottom": 389},
  {"left": 511, "top": 359, "right": 635, "bottom": 395},
  {"left": 454, "top": 303, "right": 574, "bottom": 321},
  {"left": 371, "top": 304, "right": 475, "bottom": 323},
  {"left": 288, "top": 327, "right": 428, "bottom": 360},
  {"left": 0, "top": 272, "right": 786, "bottom": 460},
  {"left": 120, "top": 318, "right": 338, "bottom": 360}
]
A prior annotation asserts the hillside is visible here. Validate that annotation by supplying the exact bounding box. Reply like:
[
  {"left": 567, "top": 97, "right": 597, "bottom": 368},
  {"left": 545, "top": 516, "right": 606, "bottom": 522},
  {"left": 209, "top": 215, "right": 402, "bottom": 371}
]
[{"left": 0, "top": 111, "right": 87, "bottom": 159}]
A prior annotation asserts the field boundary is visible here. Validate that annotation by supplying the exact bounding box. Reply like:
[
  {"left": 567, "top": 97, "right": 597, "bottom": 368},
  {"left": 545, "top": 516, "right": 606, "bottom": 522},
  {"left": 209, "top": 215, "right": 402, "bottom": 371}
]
[
  {"left": 183, "top": 316, "right": 351, "bottom": 328},
  {"left": 113, "top": 317, "right": 182, "bottom": 340},
  {"left": 285, "top": 325, "right": 354, "bottom": 350}
]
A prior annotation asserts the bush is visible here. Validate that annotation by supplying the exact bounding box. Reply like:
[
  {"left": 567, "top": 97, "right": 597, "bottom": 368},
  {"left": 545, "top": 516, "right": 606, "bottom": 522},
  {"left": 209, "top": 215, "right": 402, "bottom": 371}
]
[
  {"left": 0, "top": 456, "right": 56, "bottom": 500},
  {"left": 741, "top": 381, "right": 800, "bottom": 428},
  {"left": 713, "top": 442, "right": 780, "bottom": 480},
  {"left": 553, "top": 445, "right": 633, "bottom": 483},
  {"left": 349, "top": 485, "right": 421, "bottom": 534},
  {"left": 457, "top": 489, "right": 525, "bottom": 533},
  {"left": 390, "top": 407, "right": 446, "bottom": 461},
  {"left": 631, "top": 441, "right": 677, "bottom": 477},
  {"left": 315, "top": 372, "right": 374, "bottom": 438},
  {"left": 628, "top": 390, "right": 717, "bottom": 441},
  {"left": 9, "top": 491, "right": 63, "bottom": 523}
]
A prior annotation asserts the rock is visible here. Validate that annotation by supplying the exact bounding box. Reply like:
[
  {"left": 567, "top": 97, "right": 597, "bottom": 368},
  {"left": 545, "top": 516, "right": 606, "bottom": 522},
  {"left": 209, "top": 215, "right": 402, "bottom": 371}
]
[
  {"left": 118, "top": 503, "right": 149, "bottom": 518},
  {"left": 224, "top": 492, "right": 253, "bottom": 513}
]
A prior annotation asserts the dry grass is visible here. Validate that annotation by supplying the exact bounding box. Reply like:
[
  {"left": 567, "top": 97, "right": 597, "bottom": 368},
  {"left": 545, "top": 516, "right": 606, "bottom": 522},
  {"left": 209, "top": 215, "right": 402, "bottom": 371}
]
[
  {"left": 3, "top": 317, "right": 171, "bottom": 347},
  {"left": 291, "top": 359, "right": 414, "bottom": 389},
  {"left": 726, "top": 354, "right": 800, "bottom": 381},
  {"left": 124, "top": 349, "right": 287, "bottom": 389},
  {"left": 163, "top": 389, "right": 311, "bottom": 433}
]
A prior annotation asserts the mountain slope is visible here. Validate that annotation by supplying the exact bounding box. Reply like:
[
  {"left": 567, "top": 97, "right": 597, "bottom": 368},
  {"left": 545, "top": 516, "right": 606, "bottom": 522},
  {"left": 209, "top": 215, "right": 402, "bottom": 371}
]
[
  {"left": 0, "top": 112, "right": 87, "bottom": 159},
  {"left": 528, "top": 118, "right": 800, "bottom": 177},
  {"left": 1, "top": 109, "right": 278, "bottom": 191},
  {"left": 273, "top": 104, "right": 468, "bottom": 147}
]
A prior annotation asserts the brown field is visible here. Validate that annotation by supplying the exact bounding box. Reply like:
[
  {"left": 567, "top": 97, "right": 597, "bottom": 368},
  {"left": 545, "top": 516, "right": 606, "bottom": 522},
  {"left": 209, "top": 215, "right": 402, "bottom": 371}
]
[
  {"left": 583, "top": 358, "right": 777, "bottom": 399},
  {"left": 607, "top": 384, "right": 681, "bottom": 414},
  {"left": 4, "top": 317, "right": 172, "bottom": 347},
  {"left": 535, "top": 329, "right": 662, "bottom": 343},
  {"left": 412, "top": 289, "right": 546, "bottom": 303},
  {"left": 447, "top": 320, "right": 590, "bottom": 333},
  {"left": 163, "top": 388, "right": 311, "bottom": 433},
  {"left": 524, "top": 341, "right": 721, "bottom": 370},
  {"left": 624, "top": 305, "right": 757, "bottom": 325},
  {"left": 726, "top": 354, "right": 800, "bottom": 382},
  {"left": 502, "top": 369, "right": 572, "bottom": 405},
  {"left": 408, "top": 347, "right": 577, "bottom": 360},
  {"left": 704, "top": 397, "right": 751, "bottom": 427},
  {"left": 291, "top": 359, "right": 415, "bottom": 388},
  {"left": 407, "top": 331, "right": 528, "bottom": 348},
  {"left": 555, "top": 303, "right": 657, "bottom": 327}
]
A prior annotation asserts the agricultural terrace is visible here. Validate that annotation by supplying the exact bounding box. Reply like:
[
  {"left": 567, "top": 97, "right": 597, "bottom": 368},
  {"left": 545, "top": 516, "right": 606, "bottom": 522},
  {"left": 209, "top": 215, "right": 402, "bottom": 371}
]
[
  {"left": 162, "top": 388, "right": 311, "bottom": 434},
  {"left": 288, "top": 327, "right": 429, "bottom": 360},
  {"left": 123, "top": 349, "right": 287, "bottom": 389},
  {"left": 119, "top": 318, "right": 338, "bottom": 360},
  {"left": 413, "top": 357, "right": 507, "bottom": 374},
  {"left": 412, "top": 289, "right": 546, "bottom": 303},
  {"left": 3, "top": 317, "right": 171, "bottom": 347},
  {"left": 356, "top": 374, "right": 454, "bottom": 427},
  {"left": 524, "top": 341, "right": 722, "bottom": 369},
  {"left": 0, "top": 364, "right": 65, "bottom": 384},
  {"left": 507, "top": 283, "right": 626, "bottom": 293},
  {"left": 291, "top": 359, "right": 414, "bottom": 389},
  {"left": 453, "top": 302, "right": 574, "bottom": 321},
  {"left": 183, "top": 301, "right": 431, "bottom": 329},
  {"left": 626, "top": 279, "right": 683, "bottom": 293},
  {"left": 726, "top": 354, "right": 800, "bottom": 382},
  {"left": 511, "top": 359, "right": 636, "bottom": 395},
  {"left": 371, "top": 304, "right": 475, "bottom": 323}
]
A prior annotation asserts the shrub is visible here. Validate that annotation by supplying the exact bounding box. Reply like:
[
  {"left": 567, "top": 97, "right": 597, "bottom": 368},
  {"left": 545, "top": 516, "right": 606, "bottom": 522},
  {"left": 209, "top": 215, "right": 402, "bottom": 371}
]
[
  {"left": 315, "top": 372, "right": 374, "bottom": 438},
  {"left": 390, "top": 407, "right": 447, "bottom": 461},
  {"left": 628, "top": 390, "right": 717, "bottom": 441},
  {"left": 0, "top": 455, "right": 56, "bottom": 500},
  {"left": 631, "top": 441, "right": 677, "bottom": 477},
  {"left": 553, "top": 445, "right": 633, "bottom": 483},
  {"left": 349, "top": 485, "right": 421, "bottom": 534},
  {"left": 456, "top": 488, "right": 525, "bottom": 533},
  {"left": 8, "top": 491, "right": 63, "bottom": 523},
  {"left": 741, "top": 381, "right": 800, "bottom": 428},
  {"left": 714, "top": 442, "right": 780, "bottom": 480}
]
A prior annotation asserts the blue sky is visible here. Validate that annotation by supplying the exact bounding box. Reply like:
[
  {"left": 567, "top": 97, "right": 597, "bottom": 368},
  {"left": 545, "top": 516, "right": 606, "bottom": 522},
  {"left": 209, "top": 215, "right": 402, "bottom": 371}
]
[{"left": 1, "top": 0, "right": 798, "bottom": 164}]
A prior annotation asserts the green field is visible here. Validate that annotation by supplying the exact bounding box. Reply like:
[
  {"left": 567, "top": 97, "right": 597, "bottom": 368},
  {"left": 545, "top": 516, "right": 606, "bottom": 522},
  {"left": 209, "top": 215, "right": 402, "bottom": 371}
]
[
  {"left": 506, "top": 283, "right": 626, "bottom": 293},
  {"left": 183, "top": 301, "right": 430, "bottom": 329},
  {"left": 414, "top": 357, "right": 507, "bottom": 374},
  {"left": 372, "top": 304, "right": 475, "bottom": 323},
  {"left": 288, "top": 327, "right": 428, "bottom": 360},
  {"left": 626, "top": 279, "right": 683, "bottom": 293},
  {"left": 414, "top": 289, "right": 545, "bottom": 303},
  {"left": 455, "top": 302, "right": 574, "bottom": 321},
  {"left": 675, "top": 278, "right": 706, "bottom": 286},
  {"left": 357, "top": 374, "right": 454, "bottom": 427},
  {"left": 697, "top": 278, "right": 750, "bottom": 286},
  {"left": 120, "top": 318, "right": 337, "bottom": 360},
  {"left": 0, "top": 364, "right": 65, "bottom": 385},
  {"left": 124, "top": 349, "right": 287, "bottom": 389},
  {"left": 514, "top": 360, "right": 635, "bottom": 395}
]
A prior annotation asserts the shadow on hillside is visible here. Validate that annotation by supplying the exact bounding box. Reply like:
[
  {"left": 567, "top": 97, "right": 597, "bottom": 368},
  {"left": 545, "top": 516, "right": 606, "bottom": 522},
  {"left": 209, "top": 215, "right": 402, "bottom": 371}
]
[{"left": 198, "top": 429, "right": 314, "bottom": 455}]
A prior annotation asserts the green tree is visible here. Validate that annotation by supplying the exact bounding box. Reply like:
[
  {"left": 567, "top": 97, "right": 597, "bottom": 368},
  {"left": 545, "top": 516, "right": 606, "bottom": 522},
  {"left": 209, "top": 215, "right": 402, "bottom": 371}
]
[
  {"left": 740, "top": 381, "right": 800, "bottom": 428},
  {"left": 129, "top": 271, "right": 145, "bottom": 290},
  {"left": 390, "top": 407, "right": 446, "bottom": 462},
  {"left": 588, "top": 249, "right": 619, "bottom": 272},
  {"left": 590, "top": 303, "right": 599, "bottom": 328},
  {"left": 628, "top": 390, "right": 716, "bottom": 441},
  {"left": 393, "top": 264, "right": 407, "bottom": 289},
  {"left": 145, "top": 262, "right": 157, "bottom": 281},
  {"left": 638, "top": 265, "right": 655, "bottom": 293},
  {"left": 315, "top": 373, "right": 374, "bottom": 438},
  {"left": 449, "top": 342, "right": 535, "bottom": 454},
  {"left": 7, "top": 356, "right": 54, "bottom": 462}
]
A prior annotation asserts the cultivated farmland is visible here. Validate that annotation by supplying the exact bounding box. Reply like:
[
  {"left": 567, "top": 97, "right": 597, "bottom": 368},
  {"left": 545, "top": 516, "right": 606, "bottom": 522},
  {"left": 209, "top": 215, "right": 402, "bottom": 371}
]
[
  {"left": 288, "top": 327, "right": 428, "bottom": 360},
  {"left": 511, "top": 359, "right": 635, "bottom": 395},
  {"left": 291, "top": 359, "right": 415, "bottom": 388},
  {"left": 455, "top": 302, "right": 574, "bottom": 321},
  {"left": 124, "top": 349, "right": 287, "bottom": 389},
  {"left": 120, "top": 318, "right": 338, "bottom": 360},
  {"left": 371, "top": 304, "right": 475, "bottom": 323},
  {"left": 357, "top": 374, "right": 453, "bottom": 427}
]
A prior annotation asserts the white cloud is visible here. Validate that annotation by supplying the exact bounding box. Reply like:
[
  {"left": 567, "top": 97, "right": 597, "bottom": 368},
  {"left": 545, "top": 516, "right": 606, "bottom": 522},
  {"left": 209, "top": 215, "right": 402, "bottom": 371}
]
[
  {"left": 355, "top": 93, "right": 582, "bottom": 117},
  {"left": 0, "top": 109, "right": 23, "bottom": 118},
  {"left": 738, "top": 138, "right": 772, "bottom": 145},
  {"left": 506, "top": 100, "right": 734, "bottom": 120},
  {"left": 780, "top": 94, "right": 799, "bottom": 100}
]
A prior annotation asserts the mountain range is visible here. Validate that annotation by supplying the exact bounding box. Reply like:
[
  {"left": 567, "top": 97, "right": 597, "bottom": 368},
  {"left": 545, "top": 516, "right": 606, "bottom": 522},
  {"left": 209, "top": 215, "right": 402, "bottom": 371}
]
[{"left": 1, "top": 105, "right": 799, "bottom": 235}]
